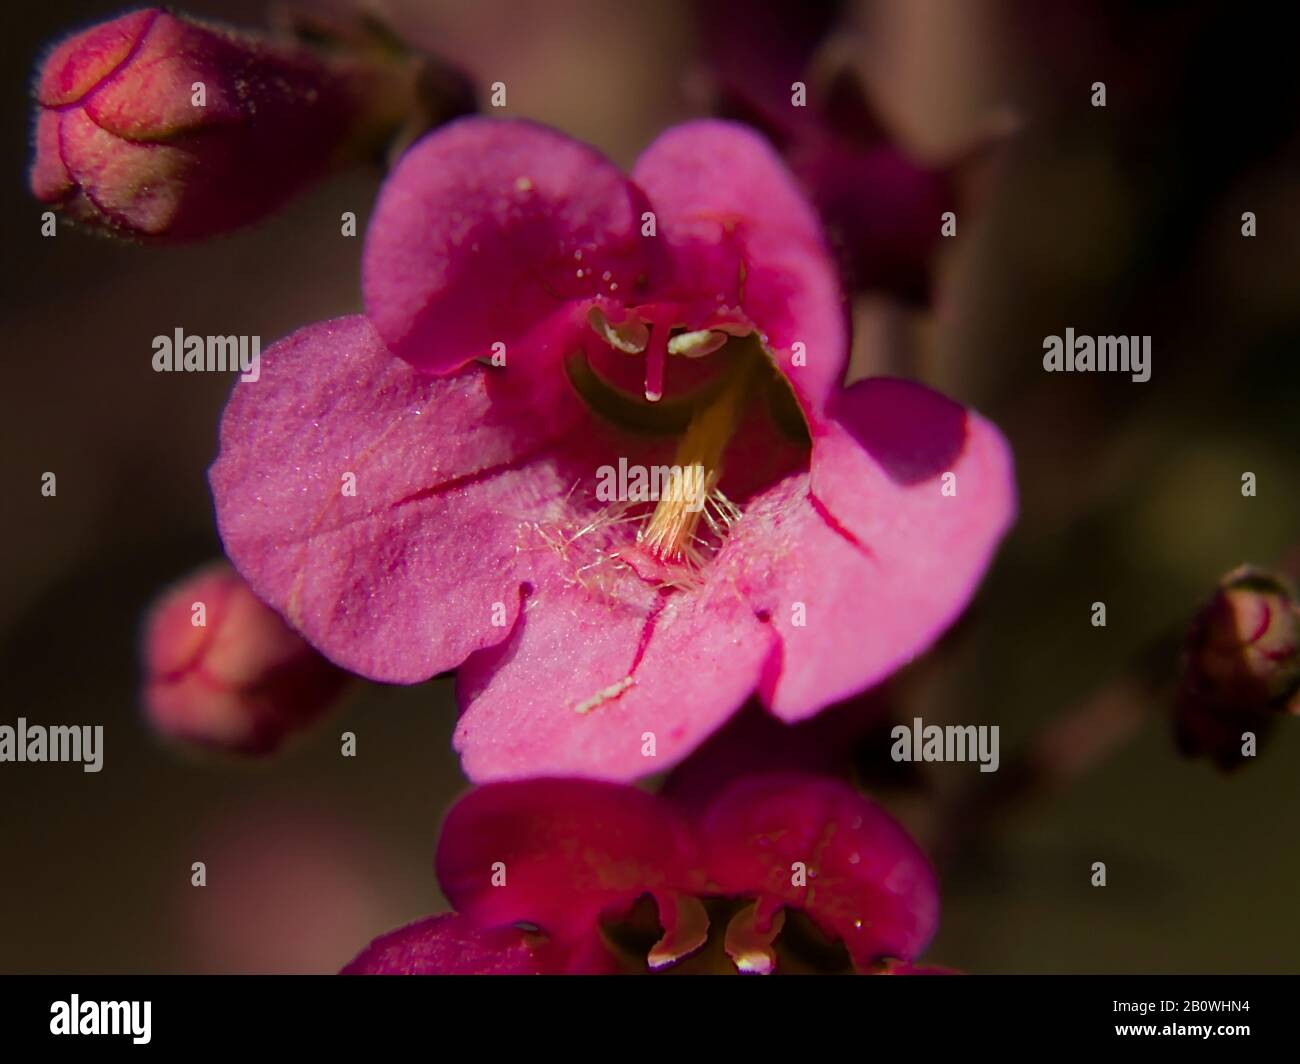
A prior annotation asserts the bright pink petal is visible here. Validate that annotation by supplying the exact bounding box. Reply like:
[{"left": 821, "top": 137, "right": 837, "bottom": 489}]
[
  {"left": 631, "top": 119, "right": 849, "bottom": 410},
  {"left": 209, "top": 314, "right": 590, "bottom": 683},
  {"left": 453, "top": 553, "right": 775, "bottom": 782},
  {"left": 718, "top": 377, "right": 1015, "bottom": 720},
  {"left": 435, "top": 780, "right": 697, "bottom": 944},
  {"left": 699, "top": 774, "right": 940, "bottom": 968},
  {"left": 363, "top": 117, "right": 651, "bottom": 373},
  {"left": 340, "top": 912, "right": 555, "bottom": 975}
]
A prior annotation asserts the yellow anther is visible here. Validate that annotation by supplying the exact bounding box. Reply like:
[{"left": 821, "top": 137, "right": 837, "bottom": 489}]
[
  {"left": 667, "top": 329, "right": 728, "bottom": 359},
  {"left": 587, "top": 306, "right": 648, "bottom": 354}
]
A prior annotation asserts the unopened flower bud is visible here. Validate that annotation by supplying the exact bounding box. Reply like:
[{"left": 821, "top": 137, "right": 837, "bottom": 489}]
[
  {"left": 142, "top": 562, "right": 347, "bottom": 754},
  {"left": 1184, "top": 566, "right": 1300, "bottom": 710},
  {"left": 31, "top": 7, "right": 473, "bottom": 241},
  {"left": 1174, "top": 566, "right": 1300, "bottom": 770}
]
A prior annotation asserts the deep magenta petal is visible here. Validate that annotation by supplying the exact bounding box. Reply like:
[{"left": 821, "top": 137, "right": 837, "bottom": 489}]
[
  {"left": 340, "top": 912, "right": 555, "bottom": 975},
  {"left": 363, "top": 117, "right": 652, "bottom": 373},
  {"left": 700, "top": 774, "right": 940, "bottom": 967},
  {"left": 435, "top": 780, "right": 698, "bottom": 943}
]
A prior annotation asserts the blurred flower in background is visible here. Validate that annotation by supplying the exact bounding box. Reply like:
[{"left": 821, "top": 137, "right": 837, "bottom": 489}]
[
  {"left": 1175, "top": 565, "right": 1300, "bottom": 770},
  {"left": 142, "top": 561, "right": 349, "bottom": 755},
  {"left": 693, "top": 0, "right": 1010, "bottom": 304}
]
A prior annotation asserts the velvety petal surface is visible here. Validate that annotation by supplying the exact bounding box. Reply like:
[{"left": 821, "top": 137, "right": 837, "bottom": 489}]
[
  {"left": 453, "top": 552, "right": 776, "bottom": 782},
  {"left": 209, "top": 314, "right": 593, "bottom": 682},
  {"left": 37, "top": 8, "right": 159, "bottom": 108},
  {"left": 363, "top": 117, "right": 652, "bottom": 373},
  {"left": 698, "top": 774, "right": 940, "bottom": 968},
  {"left": 711, "top": 376, "right": 1015, "bottom": 720}
]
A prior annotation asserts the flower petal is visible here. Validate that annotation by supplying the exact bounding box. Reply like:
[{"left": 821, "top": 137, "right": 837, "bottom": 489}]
[
  {"left": 631, "top": 119, "right": 849, "bottom": 410},
  {"left": 435, "top": 780, "right": 698, "bottom": 943},
  {"left": 209, "top": 314, "right": 589, "bottom": 683},
  {"left": 340, "top": 912, "right": 555, "bottom": 974},
  {"left": 719, "top": 377, "right": 1015, "bottom": 720},
  {"left": 699, "top": 774, "right": 940, "bottom": 968},
  {"left": 363, "top": 117, "right": 651, "bottom": 374},
  {"left": 453, "top": 554, "right": 775, "bottom": 782}
]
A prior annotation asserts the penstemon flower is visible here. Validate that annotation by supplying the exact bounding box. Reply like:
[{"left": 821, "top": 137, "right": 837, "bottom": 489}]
[
  {"left": 343, "top": 773, "right": 946, "bottom": 975},
  {"left": 210, "top": 116, "right": 1015, "bottom": 782}
]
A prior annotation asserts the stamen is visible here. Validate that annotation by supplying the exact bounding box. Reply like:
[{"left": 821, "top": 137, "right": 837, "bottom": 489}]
[
  {"left": 667, "top": 329, "right": 728, "bottom": 358},
  {"left": 724, "top": 900, "right": 786, "bottom": 975},
  {"left": 572, "top": 674, "right": 635, "bottom": 715},
  {"left": 586, "top": 306, "right": 648, "bottom": 354},
  {"left": 647, "top": 893, "right": 711, "bottom": 971},
  {"left": 638, "top": 354, "right": 752, "bottom": 563},
  {"left": 643, "top": 327, "right": 667, "bottom": 403}
]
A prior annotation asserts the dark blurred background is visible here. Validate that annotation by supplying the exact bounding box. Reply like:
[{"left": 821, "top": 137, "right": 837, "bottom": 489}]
[{"left": 2, "top": 0, "right": 1298, "bottom": 973}]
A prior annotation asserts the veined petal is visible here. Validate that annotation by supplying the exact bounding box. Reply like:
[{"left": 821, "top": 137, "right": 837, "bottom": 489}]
[
  {"left": 454, "top": 551, "right": 775, "bottom": 782},
  {"left": 209, "top": 315, "right": 590, "bottom": 683},
  {"left": 717, "top": 377, "right": 1015, "bottom": 720}
]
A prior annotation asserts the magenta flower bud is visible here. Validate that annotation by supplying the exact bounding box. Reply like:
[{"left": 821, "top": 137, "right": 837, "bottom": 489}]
[
  {"left": 142, "top": 562, "right": 347, "bottom": 755},
  {"left": 31, "top": 8, "right": 472, "bottom": 241},
  {"left": 1185, "top": 566, "right": 1300, "bottom": 709},
  {"left": 1175, "top": 566, "right": 1300, "bottom": 770}
]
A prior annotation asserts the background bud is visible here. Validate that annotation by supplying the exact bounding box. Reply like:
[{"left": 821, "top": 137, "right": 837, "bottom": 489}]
[
  {"left": 31, "top": 7, "right": 474, "bottom": 241},
  {"left": 1184, "top": 566, "right": 1300, "bottom": 709},
  {"left": 142, "top": 562, "right": 348, "bottom": 755},
  {"left": 1174, "top": 566, "right": 1300, "bottom": 770}
]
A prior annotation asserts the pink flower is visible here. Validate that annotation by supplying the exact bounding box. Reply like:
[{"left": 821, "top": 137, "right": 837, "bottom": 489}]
[
  {"left": 342, "top": 773, "right": 942, "bottom": 975},
  {"left": 210, "top": 117, "right": 1015, "bottom": 782},
  {"left": 30, "top": 8, "right": 472, "bottom": 241},
  {"left": 141, "top": 562, "right": 347, "bottom": 755}
]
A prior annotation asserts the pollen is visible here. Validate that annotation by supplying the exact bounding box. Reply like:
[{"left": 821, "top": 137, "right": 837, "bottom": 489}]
[
  {"left": 639, "top": 356, "right": 751, "bottom": 565},
  {"left": 587, "top": 306, "right": 648, "bottom": 354},
  {"left": 666, "top": 329, "right": 727, "bottom": 358},
  {"left": 572, "top": 674, "right": 635, "bottom": 715}
]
